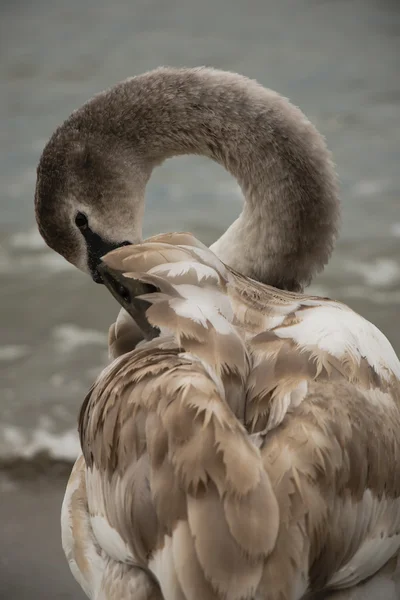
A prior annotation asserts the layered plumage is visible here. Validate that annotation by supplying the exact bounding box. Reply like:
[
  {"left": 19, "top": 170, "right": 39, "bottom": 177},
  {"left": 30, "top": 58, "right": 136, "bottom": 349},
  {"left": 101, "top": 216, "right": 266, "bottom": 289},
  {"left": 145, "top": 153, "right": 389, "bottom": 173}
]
[{"left": 62, "top": 233, "right": 400, "bottom": 600}]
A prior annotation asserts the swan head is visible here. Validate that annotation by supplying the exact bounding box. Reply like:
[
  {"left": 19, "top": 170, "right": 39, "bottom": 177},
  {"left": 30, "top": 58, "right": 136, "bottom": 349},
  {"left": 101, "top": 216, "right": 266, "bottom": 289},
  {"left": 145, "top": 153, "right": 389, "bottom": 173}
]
[{"left": 34, "top": 130, "right": 149, "bottom": 283}]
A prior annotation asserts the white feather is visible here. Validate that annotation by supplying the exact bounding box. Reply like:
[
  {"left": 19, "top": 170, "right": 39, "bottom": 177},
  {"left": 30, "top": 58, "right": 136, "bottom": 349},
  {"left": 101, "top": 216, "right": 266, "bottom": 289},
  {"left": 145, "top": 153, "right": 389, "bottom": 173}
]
[
  {"left": 61, "top": 456, "right": 105, "bottom": 599},
  {"left": 90, "top": 515, "right": 134, "bottom": 564},
  {"left": 149, "top": 260, "right": 220, "bottom": 283},
  {"left": 274, "top": 304, "right": 400, "bottom": 381},
  {"left": 148, "top": 535, "right": 184, "bottom": 600},
  {"left": 86, "top": 467, "right": 136, "bottom": 564},
  {"left": 328, "top": 491, "right": 400, "bottom": 590},
  {"left": 170, "top": 289, "right": 234, "bottom": 335}
]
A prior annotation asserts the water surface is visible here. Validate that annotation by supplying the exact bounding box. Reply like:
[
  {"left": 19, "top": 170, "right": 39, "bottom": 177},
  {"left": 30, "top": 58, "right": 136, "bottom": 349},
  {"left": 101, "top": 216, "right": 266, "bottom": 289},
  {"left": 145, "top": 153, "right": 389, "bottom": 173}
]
[{"left": 1, "top": 0, "right": 399, "bottom": 460}]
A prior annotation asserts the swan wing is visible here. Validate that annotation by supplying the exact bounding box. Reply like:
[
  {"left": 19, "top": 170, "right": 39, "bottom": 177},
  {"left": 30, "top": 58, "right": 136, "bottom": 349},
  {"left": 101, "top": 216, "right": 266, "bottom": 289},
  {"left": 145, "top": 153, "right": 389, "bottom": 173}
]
[{"left": 68, "top": 233, "right": 400, "bottom": 599}]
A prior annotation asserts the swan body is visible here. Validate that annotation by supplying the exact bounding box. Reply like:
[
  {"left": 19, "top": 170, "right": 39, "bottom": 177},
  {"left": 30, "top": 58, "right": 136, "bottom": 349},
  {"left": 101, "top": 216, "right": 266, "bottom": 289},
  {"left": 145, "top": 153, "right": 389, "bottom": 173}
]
[
  {"left": 61, "top": 233, "right": 400, "bottom": 599},
  {"left": 33, "top": 67, "right": 400, "bottom": 598}
]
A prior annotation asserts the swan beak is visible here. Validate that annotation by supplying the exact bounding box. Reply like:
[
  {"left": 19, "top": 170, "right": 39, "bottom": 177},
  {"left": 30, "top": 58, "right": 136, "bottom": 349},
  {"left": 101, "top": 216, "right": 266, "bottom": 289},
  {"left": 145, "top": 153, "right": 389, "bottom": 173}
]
[
  {"left": 85, "top": 234, "right": 132, "bottom": 284},
  {"left": 97, "top": 262, "right": 159, "bottom": 340}
]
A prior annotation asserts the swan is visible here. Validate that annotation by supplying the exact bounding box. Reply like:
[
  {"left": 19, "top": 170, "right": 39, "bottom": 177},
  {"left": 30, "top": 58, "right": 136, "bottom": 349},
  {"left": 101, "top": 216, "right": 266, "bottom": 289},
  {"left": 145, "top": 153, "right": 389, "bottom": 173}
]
[{"left": 34, "top": 67, "right": 400, "bottom": 599}]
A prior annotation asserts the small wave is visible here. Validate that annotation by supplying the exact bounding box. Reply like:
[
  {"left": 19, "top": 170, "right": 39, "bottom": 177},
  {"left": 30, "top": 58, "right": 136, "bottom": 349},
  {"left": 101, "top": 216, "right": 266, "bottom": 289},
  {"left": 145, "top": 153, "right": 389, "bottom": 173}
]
[
  {"left": 0, "top": 247, "right": 74, "bottom": 274},
  {"left": 0, "top": 425, "right": 80, "bottom": 462},
  {"left": 9, "top": 227, "right": 47, "bottom": 250},
  {"left": 344, "top": 258, "right": 400, "bottom": 287},
  {"left": 0, "top": 345, "right": 30, "bottom": 361},
  {"left": 351, "top": 179, "right": 388, "bottom": 198},
  {"left": 2, "top": 226, "right": 75, "bottom": 275},
  {"left": 52, "top": 324, "right": 107, "bottom": 353}
]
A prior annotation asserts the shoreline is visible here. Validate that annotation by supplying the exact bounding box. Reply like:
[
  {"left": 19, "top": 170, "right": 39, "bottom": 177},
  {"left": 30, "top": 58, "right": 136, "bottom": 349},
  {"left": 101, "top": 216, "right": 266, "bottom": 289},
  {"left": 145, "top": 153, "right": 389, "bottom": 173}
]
[{"left": 0, "top": 453, "right": 75, "bottom": 481}]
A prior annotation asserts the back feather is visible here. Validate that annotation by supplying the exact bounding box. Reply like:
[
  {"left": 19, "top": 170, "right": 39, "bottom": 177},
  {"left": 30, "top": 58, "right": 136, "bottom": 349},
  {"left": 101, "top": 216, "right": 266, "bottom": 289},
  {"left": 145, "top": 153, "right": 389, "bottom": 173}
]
[{"left": 68, "top": 232, "right": 400, "bottom": 600}]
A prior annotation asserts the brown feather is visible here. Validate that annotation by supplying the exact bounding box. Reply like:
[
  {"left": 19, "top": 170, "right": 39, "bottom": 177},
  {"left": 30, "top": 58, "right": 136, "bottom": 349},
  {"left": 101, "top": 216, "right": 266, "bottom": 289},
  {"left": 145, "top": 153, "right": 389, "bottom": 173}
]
[{"left": 67, "top": 232, "right": 400, "bottom": 599}]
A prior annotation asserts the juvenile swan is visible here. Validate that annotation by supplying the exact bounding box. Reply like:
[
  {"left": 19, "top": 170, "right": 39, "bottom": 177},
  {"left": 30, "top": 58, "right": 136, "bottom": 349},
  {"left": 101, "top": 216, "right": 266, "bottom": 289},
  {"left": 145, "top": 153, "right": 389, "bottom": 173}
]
[{"left": 34, "top": 68, "right": 400, "bottom": 599}]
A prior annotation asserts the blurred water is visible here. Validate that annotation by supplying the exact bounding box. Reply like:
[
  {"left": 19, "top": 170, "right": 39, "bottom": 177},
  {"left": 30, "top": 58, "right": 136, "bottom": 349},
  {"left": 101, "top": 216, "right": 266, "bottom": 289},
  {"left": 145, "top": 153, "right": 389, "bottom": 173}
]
[{"left": 1, "top": 0, "right": 399, "bottom": 461}]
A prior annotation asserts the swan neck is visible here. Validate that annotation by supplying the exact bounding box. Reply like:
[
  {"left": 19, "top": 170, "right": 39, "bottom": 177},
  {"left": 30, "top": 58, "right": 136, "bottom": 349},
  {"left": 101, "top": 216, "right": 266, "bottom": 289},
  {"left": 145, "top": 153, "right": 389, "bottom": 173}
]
[{"left": 74, "top": 68, "right": 339, "bottom": 290}]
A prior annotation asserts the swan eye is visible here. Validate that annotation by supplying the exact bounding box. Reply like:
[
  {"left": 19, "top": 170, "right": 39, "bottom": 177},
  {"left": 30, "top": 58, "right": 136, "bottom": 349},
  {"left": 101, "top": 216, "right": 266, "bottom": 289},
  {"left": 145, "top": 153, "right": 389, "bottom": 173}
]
[{"left": 75, "top": 212, "right": 89, "bottom": 231}]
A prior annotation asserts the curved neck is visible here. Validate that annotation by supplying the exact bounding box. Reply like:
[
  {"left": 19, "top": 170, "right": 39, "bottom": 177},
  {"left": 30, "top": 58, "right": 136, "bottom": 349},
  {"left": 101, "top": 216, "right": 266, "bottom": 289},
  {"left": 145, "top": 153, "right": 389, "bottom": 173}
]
[{"left": 73, "top": 67, "right": 340, "bottom": 291}]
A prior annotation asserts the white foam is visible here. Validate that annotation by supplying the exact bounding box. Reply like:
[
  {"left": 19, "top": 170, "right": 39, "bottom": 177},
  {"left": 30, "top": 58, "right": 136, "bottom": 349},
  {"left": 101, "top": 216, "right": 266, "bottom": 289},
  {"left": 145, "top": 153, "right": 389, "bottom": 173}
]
[
  {"left": 351, "top": 180, "right": 387, "bottom": 197},
  {"left": 9, "top": 227, "right": 47, "bottom": 250},
  {"left": 1, "top": 425, "right": 80, "bottom": 461},
  {"left": 0, "top": 345, "right": 30, "bottom": 361},
  {"left": 0, "top": 248, "right": 74, "bottom": 274},
  {"left": 52, "top": 324, "right": 107, "bottom": 353},
  {"left": 21, "top": 252, "right": 74, "bottom": 272},
  {"left": 2, "top": 226, "right": 75, "bottom": 275},
  {"left": 345, "top": 258, "right": 400, "bottom": 287}
]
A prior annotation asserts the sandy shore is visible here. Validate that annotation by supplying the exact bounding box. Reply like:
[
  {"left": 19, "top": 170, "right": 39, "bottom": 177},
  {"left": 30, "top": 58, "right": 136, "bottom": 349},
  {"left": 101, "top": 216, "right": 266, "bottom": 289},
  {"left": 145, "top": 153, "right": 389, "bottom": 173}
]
[{"left": 0, "top": 460, "right": 85, "bottom": 600}]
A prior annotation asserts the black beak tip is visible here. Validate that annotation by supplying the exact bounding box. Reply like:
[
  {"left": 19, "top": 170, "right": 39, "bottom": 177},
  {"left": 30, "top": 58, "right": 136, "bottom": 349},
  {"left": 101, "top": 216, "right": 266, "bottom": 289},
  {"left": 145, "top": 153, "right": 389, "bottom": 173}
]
[
  {"left": 92, "top": 268, "right": 104, "bottom": 284},
  {"left": 88, "top": 240, "right": 132, "bottom": 285}
]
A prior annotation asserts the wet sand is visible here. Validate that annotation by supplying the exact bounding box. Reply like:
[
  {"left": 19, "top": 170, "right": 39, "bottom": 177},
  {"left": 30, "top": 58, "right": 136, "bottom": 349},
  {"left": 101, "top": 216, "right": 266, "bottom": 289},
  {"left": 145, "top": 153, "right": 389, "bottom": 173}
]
[{"left": 0, "top": 462, "right": 85, "bottom": 600}]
